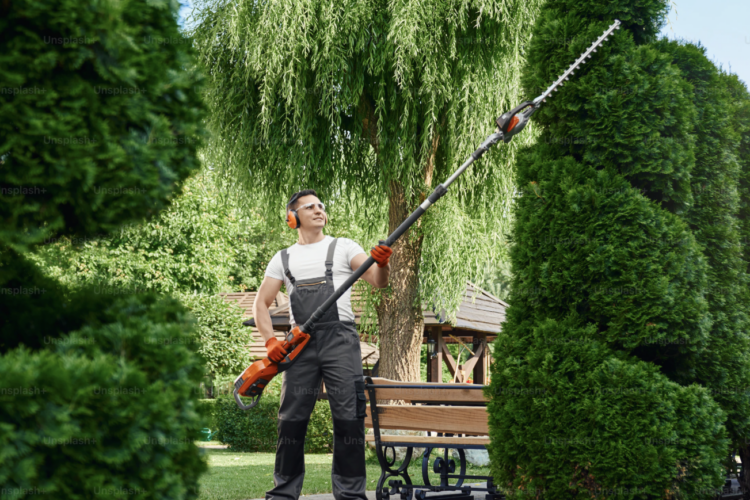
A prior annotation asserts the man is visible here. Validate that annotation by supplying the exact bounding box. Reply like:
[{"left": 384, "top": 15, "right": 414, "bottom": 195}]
[{"left": 254, "top": 189, "right": 392, "bottom": 500}]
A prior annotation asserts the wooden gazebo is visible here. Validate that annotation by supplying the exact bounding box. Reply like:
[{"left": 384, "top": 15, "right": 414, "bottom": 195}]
[
  {"left": 220, "top": 281, "right": 506, "bottom": 385},
  {"left": 419, "top": 282, "right": 507, "bottom": 385}
]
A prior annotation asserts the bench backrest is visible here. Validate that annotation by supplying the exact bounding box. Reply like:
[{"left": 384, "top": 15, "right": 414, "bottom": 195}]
[{"left": 363, "top": 377, "right": 490, "bottom": 435}]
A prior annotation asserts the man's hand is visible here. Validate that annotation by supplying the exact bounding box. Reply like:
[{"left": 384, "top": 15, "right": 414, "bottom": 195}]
[
  {"left": 370, "top": 240, "right": 392, "bottom": 268},
  {"left": 266, "top": 337, "right": 288, "bottom": 363}
]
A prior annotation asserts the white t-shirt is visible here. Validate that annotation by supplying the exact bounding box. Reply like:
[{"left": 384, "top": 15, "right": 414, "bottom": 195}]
[{"left": 265, "top": 236, "right": 366, "bottom": 324}]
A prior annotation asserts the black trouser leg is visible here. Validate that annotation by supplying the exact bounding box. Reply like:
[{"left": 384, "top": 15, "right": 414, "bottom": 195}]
[
  {"left": 266, "top": 336, "right": 322, "bottom": 500},
  {"left": 317, "top": 322, "right": 368, "bottom": 500}
]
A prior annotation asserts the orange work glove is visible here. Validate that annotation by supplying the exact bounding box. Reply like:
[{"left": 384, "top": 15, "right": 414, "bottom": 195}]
[
  {"left": 370, "top": 240, "right": 393, "bottom": 268},
  {"left": 265, "top": 337, "right": 288, "bottom": 363}
]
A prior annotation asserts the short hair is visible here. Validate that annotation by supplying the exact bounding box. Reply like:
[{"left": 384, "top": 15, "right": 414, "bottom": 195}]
[{"left": 287, "top": 189, "right": 318, "bottom": 211}]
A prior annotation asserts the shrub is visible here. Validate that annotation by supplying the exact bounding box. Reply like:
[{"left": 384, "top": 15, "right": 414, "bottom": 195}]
[
  {"left": 0, "top": 293, "right": 208, "bottom": 500},
  {"left": 29, "top": 169, "right": 263, "bottom": 296},
  {"left": 198, "top": 399, "right": 219, "bottom": 431},
  {"left": 653, "top": 39, "right": 750, "bottom": 452},
  {"left": 214, "top": 377, "right": 334, "bottom": 454},
  {"left": 487, "top": 318, "right": 728, "bottom": 498},
  {"left": 0, "top": 0, "right": 205, "bottom": 251},
  {"left": 177, "top": 292, "right": 253, "bottom": 381},
  {"left": 488, "top": 0, "right": 735, "bottom": 495}
]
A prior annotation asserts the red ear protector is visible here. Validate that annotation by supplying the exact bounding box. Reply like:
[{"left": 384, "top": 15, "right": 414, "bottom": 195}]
[
  {"left": 286, "top": 192, "right": 302, "bottom": 229},
  {"left": 285, "top": 194, "right": 327, "bottom": 229},
  {"left": 286, "top": 208, "right": 301, "bottom": 229}
]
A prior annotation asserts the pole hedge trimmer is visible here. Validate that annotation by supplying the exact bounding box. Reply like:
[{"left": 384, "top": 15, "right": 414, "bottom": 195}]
[{"left": 233, "top": 20, "right": 621, "bottom": 411}]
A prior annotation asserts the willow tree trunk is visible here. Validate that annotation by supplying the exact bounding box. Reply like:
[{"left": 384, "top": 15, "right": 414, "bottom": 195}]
[
  {"left": 739, "top": 445, "right": 750, "bottom": 500},
  {"left": 373, "top": 115, "right": 442, "bottom": 383},
  {"left": 375, "top": 180, "right": 426, "bottom": 383}
]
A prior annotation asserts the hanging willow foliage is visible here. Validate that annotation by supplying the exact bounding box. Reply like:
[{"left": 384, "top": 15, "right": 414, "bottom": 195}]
[{"left": 188, "top": 0, "right": 542, "bottom": 320}]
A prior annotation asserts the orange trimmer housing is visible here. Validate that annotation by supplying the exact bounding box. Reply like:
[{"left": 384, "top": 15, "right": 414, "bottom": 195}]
[{"left": 233, "top": 326, "right": 310, "bottom": 410}]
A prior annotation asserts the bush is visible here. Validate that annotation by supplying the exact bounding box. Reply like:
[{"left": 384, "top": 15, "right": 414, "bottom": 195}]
[
  {"left": 198, "top": 399, "right": 219, "bottom": 431},
  {"left": 487, "top": 319, "right": 728, "bottom": 498},
  {"left": 0, "top": 0, "right": 206, "bottom": 251},
  {"left": 0, "top": 293, "right": 208, "bottom": 500},
  {"left": 488, "top": 0, "right": 736, "bottom": 495},
  {"left": 214, "top": 376, "right": 334, "bottom": 454},
  {"left": 29, "top": 169, "right": 263, "bottom": 296},
  {"left": 177, "top": 292, "right": 253, "bottom": 381}
]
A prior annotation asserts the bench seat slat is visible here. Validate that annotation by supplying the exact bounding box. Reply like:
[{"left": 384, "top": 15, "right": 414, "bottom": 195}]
[
  {"left": 364, "top": 435, "right": 490, "bottom": 446},
  {"left": 367, "top": 377, "right": 489, "bottom": 403},
  {"left": 365, "top": 405, "right": 489, "bottom": 435}
]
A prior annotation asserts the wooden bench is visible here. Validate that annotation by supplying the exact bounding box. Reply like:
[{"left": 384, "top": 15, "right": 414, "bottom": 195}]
[{"left": 363, "top": 376, "right": 503, "bottom": 500}]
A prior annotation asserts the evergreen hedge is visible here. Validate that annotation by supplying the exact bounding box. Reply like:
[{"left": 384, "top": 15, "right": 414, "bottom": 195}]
[
  {"left": 653, "top": 39, "right": 750, "bottom": 454},
  {"left": 0, "top": 0, "right": 205, "bottom": 251},
  {"left": 0, "top": 292, "right": 208, "bottom": 500},
  {"left": 0, "top": 0, "right": 209, "bottom": 497},
  {"left": 486, "top": 0, "right": 741, "bottom": 496}
]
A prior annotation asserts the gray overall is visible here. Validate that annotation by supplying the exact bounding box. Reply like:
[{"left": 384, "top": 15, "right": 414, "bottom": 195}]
[{"left": 266, "top": 238, "right": 368, "bottom": 500}]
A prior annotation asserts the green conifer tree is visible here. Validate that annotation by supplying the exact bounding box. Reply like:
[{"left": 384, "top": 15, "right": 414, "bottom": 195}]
[
  {"left": 654, "top": 40, "right": 750, "bottom": 482},
  {"left": 0, "top": 0, "right": 209, "bottom": 496},
  {"left": 486, "top": 1, "right": 732, "bottom": 496}
]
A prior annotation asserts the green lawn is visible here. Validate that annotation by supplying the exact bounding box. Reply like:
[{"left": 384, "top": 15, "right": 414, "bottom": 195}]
[{"left": 197, "top": 444, "right": 493, "bottom": 500}]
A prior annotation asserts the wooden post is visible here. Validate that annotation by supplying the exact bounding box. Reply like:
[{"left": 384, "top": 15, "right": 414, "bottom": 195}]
[
  {"left": 440, "top": 333, "right": 457, "bottom": 381},
  {"left": 473, "top": 332, "right": 487, "bottom": 384},
  {"left": 430, "top": 326, "right": 443, "bottom": 383},
  {"left": 425, "top": 329, "right": 430, "bottom": 382}
]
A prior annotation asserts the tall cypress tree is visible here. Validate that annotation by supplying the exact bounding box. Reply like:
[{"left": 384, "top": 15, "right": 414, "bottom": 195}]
[
  {"left": 654, "top": 40, "right": 750, "bottom": 481},
  {"left": 721, "top": 71, "right": 750, "bottom": 492},
  {"left": 486, "top": 1, "right": 731, "bottom": 497},
  {"left": 0, "top": 0, "right": 209, "bottom": 496}
]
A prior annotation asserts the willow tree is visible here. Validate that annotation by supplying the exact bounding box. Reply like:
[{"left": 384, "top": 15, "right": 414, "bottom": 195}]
[{"left": 189, "top": 0, "right": 542, "bottom": 381}]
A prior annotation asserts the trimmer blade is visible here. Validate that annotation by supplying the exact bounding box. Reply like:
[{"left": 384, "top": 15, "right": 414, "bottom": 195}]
[{"left": 532, "top": 19, "right": 621, "bottom": 106}]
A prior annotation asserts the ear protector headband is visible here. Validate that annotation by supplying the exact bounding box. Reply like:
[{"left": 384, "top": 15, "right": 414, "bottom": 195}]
[{"left": 285, "top": 193, "right": 327, "bottom": 229}]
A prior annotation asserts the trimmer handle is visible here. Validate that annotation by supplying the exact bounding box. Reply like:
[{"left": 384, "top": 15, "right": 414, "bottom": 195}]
[
  {"left": 276, "top": 326, "right": 310, "bottom": 372},
  {"left": 231, "top": 326, "right": 312, "bottom": 411},
  {"left": 234, "top": 387, "right": 260, "bottom": 410}
]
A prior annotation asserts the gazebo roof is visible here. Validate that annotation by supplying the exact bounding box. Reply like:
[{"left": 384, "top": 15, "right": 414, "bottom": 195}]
[{"left": 428, "top": 281, "right": 508, "bottom": 334}]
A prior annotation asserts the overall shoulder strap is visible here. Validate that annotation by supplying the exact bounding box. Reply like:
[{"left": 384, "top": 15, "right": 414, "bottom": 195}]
[
  {"left": 325, "top": 238, "right": 338, "bottom": 278},
  {"left": 281, "top": 248, "right": 295, "bottom": 284}
]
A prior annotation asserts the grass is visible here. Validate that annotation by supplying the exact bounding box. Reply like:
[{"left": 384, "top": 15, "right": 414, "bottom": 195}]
[{"left": 196, "top": 444, "right": 493, "bottom": 500}]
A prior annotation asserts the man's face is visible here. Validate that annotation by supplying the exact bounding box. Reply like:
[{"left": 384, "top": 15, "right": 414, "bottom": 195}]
[{"left": 293, "top": 194, "right": 326, "bottom": 228}]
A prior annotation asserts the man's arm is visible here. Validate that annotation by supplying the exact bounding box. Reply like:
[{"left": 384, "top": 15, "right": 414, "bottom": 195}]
[
  {"left": 350, "top": 253, "right": 390, "bottom": 288},
  {"left": 253, "top": 276, "right": 284, "bottom": 343}
]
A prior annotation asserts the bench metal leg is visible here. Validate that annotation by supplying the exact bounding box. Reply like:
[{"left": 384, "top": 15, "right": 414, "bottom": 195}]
[
  {"left": 374, "top": 444, "right": 414, "bottom": 500},
  {"left": 421, "top": 447, "right": 467, "bottom": 488}
]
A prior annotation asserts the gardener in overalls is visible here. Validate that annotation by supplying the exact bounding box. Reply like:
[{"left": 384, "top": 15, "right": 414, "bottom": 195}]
[{"left": 253, "top": 189, "right": 392, "bottom": 500}]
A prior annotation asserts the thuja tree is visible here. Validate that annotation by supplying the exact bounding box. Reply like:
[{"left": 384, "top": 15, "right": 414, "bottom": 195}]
[
  {"left": 654, "top": 39, "right": 750, "bottom": 484},
  {"left": 0, "top": 0, "right": 205, "bottom": 252},
  {"left": 721, "top": 72, "right": 750, "bottom": 489},
  {"left": 731, "top": 76, "right": 750, "bottom": 264},
  {"left": 188, "top": 0, "right": 543, "bottom": 381},
  {"left": 486, "top": 0, "right": 731, "bottom": 497},
  {"left": 0, "top": 0, "right": 208, "bottom": 497}
]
